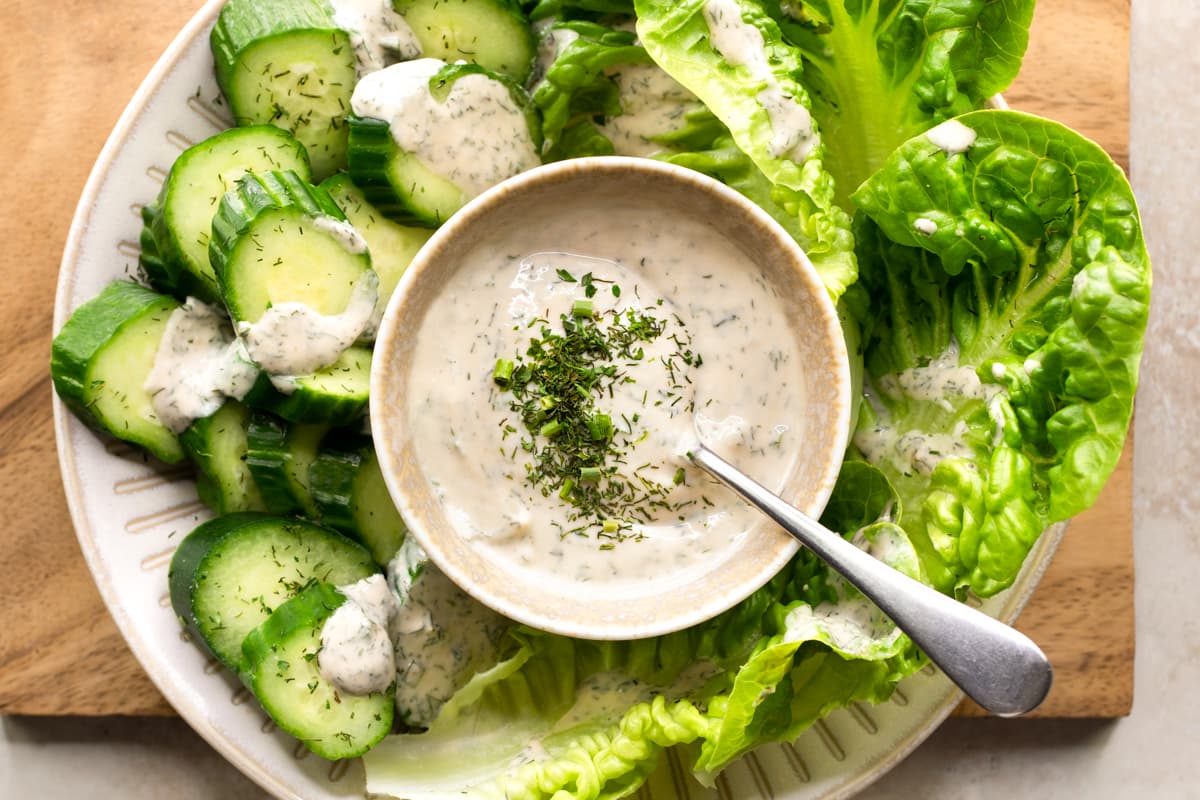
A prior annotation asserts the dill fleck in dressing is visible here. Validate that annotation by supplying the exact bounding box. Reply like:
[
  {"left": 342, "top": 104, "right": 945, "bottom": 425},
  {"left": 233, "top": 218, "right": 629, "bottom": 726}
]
[
  {"left": 493, "top": 269, "right": 703, "bottom": 543},
  {"left": 405, "top": 203, "right": 808, "bottom": 593}
]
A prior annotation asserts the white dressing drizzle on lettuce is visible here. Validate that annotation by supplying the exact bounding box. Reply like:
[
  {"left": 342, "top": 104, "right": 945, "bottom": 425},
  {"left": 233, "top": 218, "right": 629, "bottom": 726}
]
[
  {"left": 849, "top": 109, "right": 1150, "bottom": 596},
  {"left": 634, "top": 0, "right": 857, "bottom": 299}
]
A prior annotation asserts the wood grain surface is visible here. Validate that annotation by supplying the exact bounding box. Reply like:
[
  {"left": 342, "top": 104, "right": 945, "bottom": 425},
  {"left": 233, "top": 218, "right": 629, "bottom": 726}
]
[{"left": 0, "top": 0, "right": 1133, "bottom": 718}]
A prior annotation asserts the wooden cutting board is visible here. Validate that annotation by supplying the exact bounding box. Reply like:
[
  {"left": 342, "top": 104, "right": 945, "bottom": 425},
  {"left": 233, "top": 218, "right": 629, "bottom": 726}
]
[{"left": 0, "top": 0, "right": 1133, "bottom": 718}]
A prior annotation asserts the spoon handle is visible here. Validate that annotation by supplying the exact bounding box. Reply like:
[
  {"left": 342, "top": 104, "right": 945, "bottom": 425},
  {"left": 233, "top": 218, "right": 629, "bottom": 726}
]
[{"left": 689, "top": 445, "right": 1052, "bottom": 717}]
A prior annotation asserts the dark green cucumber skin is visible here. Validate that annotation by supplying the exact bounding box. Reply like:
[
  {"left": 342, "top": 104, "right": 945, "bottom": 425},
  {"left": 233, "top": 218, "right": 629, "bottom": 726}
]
[
  {"left": 242, "top": 582, "right": 394, "bottom": 759},
  {"left": 310, "top": 433, "right": 407, "bottom": 566},
  {"left": 210, "top": 0, "right": 341, "bottom": 94},
  {"left": 346, "top": 115, "right": 437, "bottom": 227},
  {"left": 309, "top": 433, "right": 370, "bottom": 536},
  {"left": 181, "top": 401, "right": 266, "bottom": 514},
  {"left": 209, "top": 169, "right": 351, "bottom": 312},
  {"left": 242, "top": 346, "right": 372, "bottom": 427},
  {"left": 138, "top": 202, "right": 210, "bottom": 301},
  {"left": 138, "top": 127, "right": 312, "bottom": 304},
  {"left": 286, "top": 423, "right": 330, "bottom": 519},
  {"left": 168, "top": 513, "right": 377, "bottom": 672},
  {"left": 50, "top": 280, "right": 184, "bottom": 464},
  {"left": 245, "top": 411, "right": 303, "bottom": 514}
]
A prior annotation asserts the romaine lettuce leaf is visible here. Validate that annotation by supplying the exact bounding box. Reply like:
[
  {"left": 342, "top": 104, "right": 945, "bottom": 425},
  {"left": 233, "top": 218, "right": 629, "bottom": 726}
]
[
  {"left": 767, "top": 0, "right": 1035, "bottom": 205},
  {"left": 525, "top": 0, "right": 635, "bottom": 23},
  {"left": 531, "top": 21, "right": 723, "bottom": 161},
  {"left": 850, "top": 109, "right": 1150, "bottom": 596},
  {"left": 634, "top": 0, "right": 856, "bottom": 299}
]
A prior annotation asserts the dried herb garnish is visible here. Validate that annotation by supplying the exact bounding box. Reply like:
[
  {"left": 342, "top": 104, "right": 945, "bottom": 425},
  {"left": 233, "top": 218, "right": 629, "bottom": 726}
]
[{"left": 493, "top": 271, "right": 702, "bottom": 541}]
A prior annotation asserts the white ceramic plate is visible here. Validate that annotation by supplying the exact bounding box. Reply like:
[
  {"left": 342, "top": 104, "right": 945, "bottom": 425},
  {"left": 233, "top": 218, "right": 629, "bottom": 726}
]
[{"left": 52, "top": 3, "right": 1063, "bottom": 798}]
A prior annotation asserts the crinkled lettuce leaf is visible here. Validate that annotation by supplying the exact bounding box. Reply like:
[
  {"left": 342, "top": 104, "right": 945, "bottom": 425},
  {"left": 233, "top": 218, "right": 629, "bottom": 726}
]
[
  {"left": 766, "top": 0, "right": 1035, "bottom": 205},
  {"left": 634, "top": 0, "right": 856, "bottom": 299},
  {"left": 850, "top": 109, "right": 1150, "bottom": 596},
  {"left": 531, "top": 21, "right": 723, "bottom": 161},
  {"left": 366, "top": 463, "right": 930, "bottom": 796}
]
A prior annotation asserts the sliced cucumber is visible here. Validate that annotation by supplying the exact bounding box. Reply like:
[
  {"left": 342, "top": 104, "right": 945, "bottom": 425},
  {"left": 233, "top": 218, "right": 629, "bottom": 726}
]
[
  {"left": 210, "top": 170, "right": 375, "bottom": 325},
  {"left": 347, "top": 115, "right": 467, "bottom": 227},
  {"left": 51, "top": 281, "right": 184, "bottom": 464},
  {"left": 395, "top": 0, "right": 536, "bottom": 82},
  {"left": 139, "top": 126, "right": 311, "bottom": 303},
  {"left": 322, "top": 174, "right": 432, "bottom": 318},
  {"left": 242, "top": 582, "right": 394, "bottom": 759},
  {"left": 211, "top": 0, "right": 357, "bottom": 179},
  {"left": 286, "top": 423, "right": 330, "bottom": 518},
  {"left": 181, "top": 400, "right": 267, "bottom": 514},
  {"left": 168, "top": 513, "right": 377, "bottom": 672},
  {"left": 245, "top": 410, "right": 302, "bottom": 514},
  {"left": 310, "top": 433, "right": 407, "bottom": 565},
  {"left": 244, "top": 345, "right": 372, "bottom": 426}
]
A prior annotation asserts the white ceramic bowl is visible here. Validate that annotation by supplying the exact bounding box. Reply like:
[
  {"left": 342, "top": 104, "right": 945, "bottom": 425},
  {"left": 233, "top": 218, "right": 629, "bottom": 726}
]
[{"left": 370, "top": 156, "right": 852, "bottom": 640}]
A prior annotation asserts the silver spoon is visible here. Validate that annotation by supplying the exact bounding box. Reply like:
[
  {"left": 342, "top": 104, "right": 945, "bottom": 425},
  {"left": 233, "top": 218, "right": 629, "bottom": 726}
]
[{"left": 689, "top": 444, "right": 1053, "bottom": 717}]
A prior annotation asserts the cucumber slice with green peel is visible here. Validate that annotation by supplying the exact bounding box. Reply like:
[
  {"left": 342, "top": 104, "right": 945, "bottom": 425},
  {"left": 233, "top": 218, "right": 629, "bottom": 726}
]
[
  {"left": 168, "top": 513, "right": 377, "bottom": 672},
  {"left": 286, "top": 423, "right": 330, "bottom": 518},
  {"left": 395, "top": 0, "right": 536, "bottom": 83},
  {"left": 347, "top": 61, "right": 542, "bottom": 226},
  {"left": 210, "top": 169, "right": 376, "bottom": 326},
  {"left": 347, "top": 115, "right": 467, "bottom": 227},
  {"left": 181, "top": 400, "right": 267, "bottom": 514},
  {"left": 51, "top": 281, "right": 184, "bottom": 464},
  {"left": 321, "top": 174, "right": 432, "bottom": 317},
  {"left": 139, "top": 127, "right": 311, "bottom": 303},
  {"left": 309, "top": 433, "right": 369, "bottom": 535},
  {"left": 211, "top": 0, "right": 357, "bottom": 180},
  {"left": 310, "top": 434, "right": 408, "bottom": 565},
  {"left": 245, "top": 410, "right": 302, "bottom": 514},
  {"left": 244, "top": 345, "right": 372, "bottom": 426},
  {"left": 242, "top": 582, "right": 394, "bottom": 759}
]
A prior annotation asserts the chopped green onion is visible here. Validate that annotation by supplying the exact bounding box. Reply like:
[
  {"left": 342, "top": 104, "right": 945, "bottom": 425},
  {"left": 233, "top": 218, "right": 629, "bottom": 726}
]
[
  {"left": 572, "top": 299, "right": 594, "bottom": 318},
  {"left": 539, "top": 396, "right": 556, "bottom": 411},
  {"left": 588, "top": 414, "right": 612, "bottom": 442},
  {"left": 559, "top": 479, "right": 575, "bottom": 500},
  {"left": 602, "top": 519, "right": 619, "bottom": 533},
  {"left": 493, "top": 358, "right": 514, "bottom": 386},
  {"left": 579, "top": 467, "right": 602, "bottom": 483},
  {"left": 540, "top": 420, "right": 563, "bottom": 438},
  {"left": 673, "top": 467, "right": 686, "bottom": 486}
]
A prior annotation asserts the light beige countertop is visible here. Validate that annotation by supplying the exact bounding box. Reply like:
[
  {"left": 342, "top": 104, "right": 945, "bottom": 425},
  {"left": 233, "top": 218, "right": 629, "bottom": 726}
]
[{"left": 2, "top": 1, "right": 1196, "bottom": 798}]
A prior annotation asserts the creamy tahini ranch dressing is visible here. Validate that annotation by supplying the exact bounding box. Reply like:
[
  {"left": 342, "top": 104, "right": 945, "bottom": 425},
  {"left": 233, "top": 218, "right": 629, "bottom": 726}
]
[
  {"left": 319, "top": 575, "right": 398, "bottom": 696},
  {"left": 925, "top": 119, "right": 977, "bottom": 155},
  {"left": 143, "top": 298, "right": 258, "bottom": 433},
  {"left": 702, "top": 0, "right": 815, "bottom": 162},
  {"left": 329, "top": 0, "right": 422, "bottom": 77},
  {"left": 386, "top": 538, "right": 508, "bottom": 726},
  {"left": 529, "top": 22, "right": 580, "bottom": 88},
  {"left": 351, "top": 59, "right": 541, "bottom": 199},
  {"left": 599, "top": 63, "right": 705, "bottom": 157},
  {"left": 853, "top": 343, "right": 1002, "bottom": 475},
  {"left": 311, "top": 214, "right": 369, "bottom": 255},
  {"left": 238, "top": 269, "right": 379, "bottom": 382},
  {"left": 403, "top": 203, "right": 807, "bottom": 593}
]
